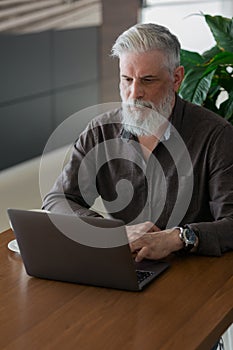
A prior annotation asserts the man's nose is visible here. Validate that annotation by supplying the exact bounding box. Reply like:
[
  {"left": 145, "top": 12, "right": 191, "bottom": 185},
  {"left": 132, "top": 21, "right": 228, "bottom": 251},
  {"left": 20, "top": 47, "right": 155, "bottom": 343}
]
[{"left": 130, "top": 81, "right": 144, "bottom": 100}]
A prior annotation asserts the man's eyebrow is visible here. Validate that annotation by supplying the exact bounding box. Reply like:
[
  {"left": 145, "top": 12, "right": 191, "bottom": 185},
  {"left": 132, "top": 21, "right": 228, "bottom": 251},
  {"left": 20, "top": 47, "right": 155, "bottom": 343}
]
[
  {"left": 121, "top": 74, "right": 158, "bottom": 78},
  {"left": 141, "top": 75, "right": 158, "bottom": 79}
]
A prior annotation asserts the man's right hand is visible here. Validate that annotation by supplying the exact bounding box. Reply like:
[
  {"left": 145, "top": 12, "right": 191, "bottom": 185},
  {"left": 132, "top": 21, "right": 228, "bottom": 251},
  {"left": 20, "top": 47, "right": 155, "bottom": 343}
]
[{"left": 126, "top": 221, "right": 160, "bottom": 243}]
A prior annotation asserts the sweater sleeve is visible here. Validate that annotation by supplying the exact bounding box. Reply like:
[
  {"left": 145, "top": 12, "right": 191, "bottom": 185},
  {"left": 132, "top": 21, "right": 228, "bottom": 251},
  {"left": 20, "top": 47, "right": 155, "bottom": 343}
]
[
  {"left": 42, "top": 127, "right": 103, "bottom": 218},
  {"left": 189, "top": 124, "right": 233, "bottom": 256}
]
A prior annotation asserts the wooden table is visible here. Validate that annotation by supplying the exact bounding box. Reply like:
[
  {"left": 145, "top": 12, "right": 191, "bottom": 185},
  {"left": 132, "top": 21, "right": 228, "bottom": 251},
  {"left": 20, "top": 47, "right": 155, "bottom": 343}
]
[{"left": 0, "top": 229, "right": 232, "bottom": 350}]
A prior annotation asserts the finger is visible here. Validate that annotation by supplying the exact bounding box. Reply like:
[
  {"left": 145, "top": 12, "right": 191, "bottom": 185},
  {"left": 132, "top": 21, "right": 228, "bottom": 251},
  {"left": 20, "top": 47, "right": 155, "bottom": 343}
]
[
  {"left": 129, "top": 238, "right": 143, "bottom": 252},
  {"left": 131, "top": 250, "right": 140, "bottom": 259},
  {"left": 129, "top": 241, "right": 139, "bottom": 252},
  {"left": 144, "top": 222, "right": 160, "bottom": 232},
  {"left": 135, "top": 246, "right": 149, "bottom": 262},
  {"left": 149, "top": 224, "right": 160, "bottom": 232}
]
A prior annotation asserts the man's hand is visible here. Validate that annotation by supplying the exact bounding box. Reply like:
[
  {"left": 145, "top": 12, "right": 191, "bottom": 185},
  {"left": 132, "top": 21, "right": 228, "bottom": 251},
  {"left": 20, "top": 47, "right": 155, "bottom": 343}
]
[
  {"left": 127, "top": 226, "right": 183, "bottom": 262},
  {"left": 126, "top": 221, "right": 160, "bottom": 241}
]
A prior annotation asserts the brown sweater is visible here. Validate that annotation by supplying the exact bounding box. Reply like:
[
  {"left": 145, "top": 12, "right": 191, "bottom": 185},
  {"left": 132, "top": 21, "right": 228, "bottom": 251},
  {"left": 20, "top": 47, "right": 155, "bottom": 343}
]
[{"left": 43, "top": 95, "right": 233, "bottom": 256}]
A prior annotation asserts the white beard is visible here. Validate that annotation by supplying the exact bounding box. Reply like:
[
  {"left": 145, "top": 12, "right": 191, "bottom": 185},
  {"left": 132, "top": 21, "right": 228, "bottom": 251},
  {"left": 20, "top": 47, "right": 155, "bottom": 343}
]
[{"left": 121, "top": 91, "right": 174, "bottom": 137}]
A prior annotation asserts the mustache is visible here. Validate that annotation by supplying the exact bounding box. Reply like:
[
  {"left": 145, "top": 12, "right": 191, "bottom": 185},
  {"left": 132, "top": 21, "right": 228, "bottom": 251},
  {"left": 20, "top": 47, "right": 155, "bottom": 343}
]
[{"left": 125, "top": 99, "right": 155, "bottom": 109}]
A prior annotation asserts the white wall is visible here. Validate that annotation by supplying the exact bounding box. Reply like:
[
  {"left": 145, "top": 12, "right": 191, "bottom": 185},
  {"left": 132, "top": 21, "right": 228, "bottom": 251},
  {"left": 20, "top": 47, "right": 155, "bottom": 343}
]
[{"left": 141, "top": 0, "right": 233, "bottom": 53}]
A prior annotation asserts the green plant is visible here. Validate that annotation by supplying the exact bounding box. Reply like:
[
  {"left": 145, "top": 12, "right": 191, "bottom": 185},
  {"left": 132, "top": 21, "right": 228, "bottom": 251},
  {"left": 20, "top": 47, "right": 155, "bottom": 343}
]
[{"left": 179, "top": 14, "right": 233, "bottom": 124}]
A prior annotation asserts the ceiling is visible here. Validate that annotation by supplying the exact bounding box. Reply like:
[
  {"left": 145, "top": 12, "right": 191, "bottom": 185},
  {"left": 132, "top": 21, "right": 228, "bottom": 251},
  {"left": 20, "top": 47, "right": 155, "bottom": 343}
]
[{"left": 0, "top": 0, "right": 102, "bottom": 33}]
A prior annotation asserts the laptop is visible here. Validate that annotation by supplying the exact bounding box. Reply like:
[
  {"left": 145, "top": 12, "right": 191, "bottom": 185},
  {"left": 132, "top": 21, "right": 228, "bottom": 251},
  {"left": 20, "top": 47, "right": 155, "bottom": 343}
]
[{"left": 7, "top": 208, "right": 169, "bottom": 291}]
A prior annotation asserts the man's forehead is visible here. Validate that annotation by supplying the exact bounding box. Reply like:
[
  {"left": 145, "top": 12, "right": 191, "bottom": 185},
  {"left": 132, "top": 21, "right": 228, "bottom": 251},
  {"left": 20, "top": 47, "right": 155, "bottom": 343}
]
[
  {"left": 119, "top": 59, "right": 166, "bottom": 78},
  {"left": 119, "top": 50, "right": 166, "bottom": 70}
]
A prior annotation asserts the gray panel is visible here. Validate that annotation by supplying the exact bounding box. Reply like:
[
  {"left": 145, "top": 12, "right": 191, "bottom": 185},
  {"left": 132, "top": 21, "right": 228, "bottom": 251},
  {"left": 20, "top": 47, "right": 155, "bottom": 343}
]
[
  {"left": 0, "top": 27, "right": 100, "bottom": 170},
  {"left": 0, "top": 32, "right": 51, "bottom": 104},
  {"left": 0, "top": 96, "right": 52, "bottom": 170},
  {"left": 53, "top": 27, "right": 99, "bottom": 89},
  {"left": 54, "top": 82, "right": 99, "bottom": 127}
]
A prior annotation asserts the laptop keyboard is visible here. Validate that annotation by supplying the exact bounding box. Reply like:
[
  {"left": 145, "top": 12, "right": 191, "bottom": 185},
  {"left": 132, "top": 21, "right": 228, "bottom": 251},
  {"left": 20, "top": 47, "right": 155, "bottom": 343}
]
[{"left": 136, "top": 270, "right": 155, "bottom": 284}]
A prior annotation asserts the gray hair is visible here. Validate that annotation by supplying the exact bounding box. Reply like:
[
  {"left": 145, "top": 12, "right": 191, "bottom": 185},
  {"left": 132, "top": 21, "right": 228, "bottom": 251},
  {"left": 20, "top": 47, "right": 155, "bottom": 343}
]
[{"left": 111, "top": 23, "right": 181, "bottom": 72}]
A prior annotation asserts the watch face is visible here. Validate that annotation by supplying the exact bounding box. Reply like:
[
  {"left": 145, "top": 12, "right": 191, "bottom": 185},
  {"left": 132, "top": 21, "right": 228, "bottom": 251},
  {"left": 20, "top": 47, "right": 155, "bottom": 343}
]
[{"left": 184, "top": 228, "right": 196, "bottom": 244}]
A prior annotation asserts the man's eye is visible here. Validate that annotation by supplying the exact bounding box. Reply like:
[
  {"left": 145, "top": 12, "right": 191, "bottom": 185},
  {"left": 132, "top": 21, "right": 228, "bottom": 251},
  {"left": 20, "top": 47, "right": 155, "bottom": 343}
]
[
  {"left": 122, "top": 77, "right": 132, "bottom": 82},
  {"left": 142, "top": 78, "right": 155, "bottom": 84}
]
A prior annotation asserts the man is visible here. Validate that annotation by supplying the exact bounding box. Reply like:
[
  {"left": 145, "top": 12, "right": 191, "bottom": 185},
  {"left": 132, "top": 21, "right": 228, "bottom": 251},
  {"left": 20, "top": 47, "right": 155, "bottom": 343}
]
[{"left": 42, "top": 23, "right": 233, "bottom": 261}]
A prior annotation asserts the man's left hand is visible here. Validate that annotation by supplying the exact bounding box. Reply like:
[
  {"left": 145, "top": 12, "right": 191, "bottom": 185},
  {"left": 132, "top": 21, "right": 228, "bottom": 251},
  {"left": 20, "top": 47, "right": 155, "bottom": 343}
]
[{"left": 129, "top": 227, "right": 183, "bottom": 261}]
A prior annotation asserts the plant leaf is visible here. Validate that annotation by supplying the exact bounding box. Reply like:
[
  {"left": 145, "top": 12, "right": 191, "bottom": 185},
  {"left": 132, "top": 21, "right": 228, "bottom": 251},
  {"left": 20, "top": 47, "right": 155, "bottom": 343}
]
[
  {"left": 179, "top": 14, "right": 233, "bottom": 123},
  {"left": 180, "top": 49, "right": 204, "bottom": 72},
  {"left": 202, "top": 51, "right": 233, "bottom": 73},
  {"left": 204, "top": 86, "right": 221, "bottom": 114},
  {"left": 207, "top": 84, "right": 221, "bottom": 100},
  {"left": 204, "top": 14, "right": 233, "bottom": 52},
  {"left": 202, "top": 45, "right": 222, "bottom": 61},
  {"left": 219, "top": 90, "right": 233, "bottom": 121},
  {"left": 215, "top": 66, "right": 233, "bottom": 92},
  {"left": 179, "top": 69, "right": 215, "bottom": 105}
]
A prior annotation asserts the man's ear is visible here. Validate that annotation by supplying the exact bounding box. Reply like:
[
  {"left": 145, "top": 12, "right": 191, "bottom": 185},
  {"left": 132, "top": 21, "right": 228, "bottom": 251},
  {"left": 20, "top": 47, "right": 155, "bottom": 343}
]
[{"left": 173, "top": 66, "right": 184, "bottom": 92}]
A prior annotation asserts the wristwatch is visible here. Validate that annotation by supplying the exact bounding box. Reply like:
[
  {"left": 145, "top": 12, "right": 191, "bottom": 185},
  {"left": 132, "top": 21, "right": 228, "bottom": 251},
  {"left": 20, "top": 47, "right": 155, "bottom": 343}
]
[{"left": 176, "top": 226, "right": 198, "bottom": 252}]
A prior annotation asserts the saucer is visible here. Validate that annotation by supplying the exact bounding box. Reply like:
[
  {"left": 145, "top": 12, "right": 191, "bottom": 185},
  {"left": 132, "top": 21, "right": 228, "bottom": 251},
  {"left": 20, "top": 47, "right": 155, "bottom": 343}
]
[{"left": 8, "top": 239, "right": 20, "bottom": 254}]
